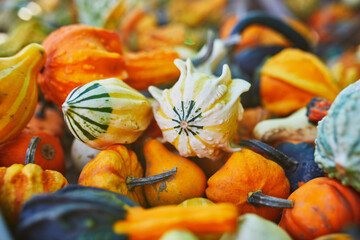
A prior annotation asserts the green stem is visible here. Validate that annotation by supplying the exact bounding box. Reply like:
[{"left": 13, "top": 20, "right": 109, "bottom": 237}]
[
  {"left": 25, "top": 136, "right": 41, "bottom": 165},
  {"left": 247, "top": 190, "right": 293, "bottom": 208},
  {"left": 126, "top": 167, "right": 177, "bottom": 191}
]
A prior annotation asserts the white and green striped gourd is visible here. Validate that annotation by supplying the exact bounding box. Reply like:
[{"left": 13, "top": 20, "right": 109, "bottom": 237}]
[
  {"left": 62, "top": 78, "right": 152, "bottom": 149},
  {"left": 315, "top": 79, "right": 360, "bottom": 191}
]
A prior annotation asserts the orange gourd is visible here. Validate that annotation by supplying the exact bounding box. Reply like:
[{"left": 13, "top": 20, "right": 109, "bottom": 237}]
[
  {"left": 0, "top": 127, "right": 66, "bottom": 175},
  {"left": 143, "top": 139, "right": 207, "bottom": 207},
  {"left": 113, "top": 203, "right": 238, "bottom": 240},
  {"left": 78, "top": 144, "right": 176, "bottom": 206},
  {"left": 279, "top": 177, "right": 360, "bottom": 240},
  {"left": 38, "top": 24, "right": 180, "bottom": 108},
  {"left": 0, "top": 163, "right": 68, "bottom": 225},
  {"left": 27, "top": 101, "right": 64, "bottom": 138},
  {"left": 206, "top": 148, "right": 291, "bottom": 222}
]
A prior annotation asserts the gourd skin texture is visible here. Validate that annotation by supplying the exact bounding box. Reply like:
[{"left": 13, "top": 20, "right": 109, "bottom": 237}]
[
  {"left": 315, "top": 80, "right": 360, "bottom": 191},
  {"left": 78, "top": 144, "right": 146, "bottom": 206},
  {"left": 279, "top": 177, "right": 360, "bottom": 240},
  {"left": 63, "top": 78, "right": 152, "bottom": 149},
  {"left": 0, "top": 163, "right": 68, "bottom": 225},
  {"left": 206, "top": 148, "right": 290, "bottom": 221},
  {"left": 149, "top": 59, "right": 250, "bottom": 160},
  {"left": 0, "top": 43, "right": 46, "bottom": 144}
]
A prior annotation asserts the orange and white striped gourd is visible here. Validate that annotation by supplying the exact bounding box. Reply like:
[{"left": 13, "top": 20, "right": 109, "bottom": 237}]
[
  {"left": 149, "top": 59, "right": 251, "bottom": 160},
  {"left": 0, "top": 43, "right": 46, "bottom": 144}
]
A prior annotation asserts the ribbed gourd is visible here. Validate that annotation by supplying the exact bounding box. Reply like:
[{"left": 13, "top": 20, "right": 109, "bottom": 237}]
[
  {"left": 0, "top": 43, "right": 46, "bottom": 144},
  {"left": 62, "top": 78, "right": 152, "bottom": 149},
  {"left": 149, "top": 59, "right": 250, "bottom": 160},
  {"left": 315, "top": 80, "right": 360, "bottom": 191}
]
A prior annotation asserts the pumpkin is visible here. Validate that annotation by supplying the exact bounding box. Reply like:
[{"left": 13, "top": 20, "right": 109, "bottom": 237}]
[
  {"left": 62, "top": 78, "right": 152, "bottom": 149},
  {"left": 260, "top": 48, "right": 340, "bottom": 116},
  {"left": 16, "top": 185, "right": 138, "bottom": 240},
  {"left": 27, "top": 101, "right": 65, "bottom": 138},
  {"left": 0, "top": 127, "right": 66, "bottom": 174},
  {"left": 306, "top": 97, "right": 332, "bottom": 124},
  {"left": 78, "top": 144, "right": 176, "bottom": 206},
  {"left": 0, "top": 163, "right": 68, "bottom": 225},
  {"left": 279, "top": 177, "right": 360, "bottom": 240},
  {"left": 143, "top": 139, "right": 207, "bottom": 207},
  {"left": 38, "top": 24, "right": 180, "bottom": 107},
  {"left": 206, "top": 148, "right": 292, "bottom": 222},
  {"left": 315, "top": 80, "right": 360, "bottom": 191},
  {"left": 0, "top": 43, "right": 46, "bottom": 144},
  {"left": 221, "top": 214, "right": 292, "bottom": 240},
  {"left": 149, "top": 58, "right": 250, "bottom": 160},
  {"left": 239, "top": 139, "right": 324, "bottom": 193},
  {"left": 113, "top": 203, "right": 238, "bottom": 240}
]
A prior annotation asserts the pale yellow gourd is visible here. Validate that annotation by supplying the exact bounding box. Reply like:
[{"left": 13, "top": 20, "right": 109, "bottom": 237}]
[{"left": 149, "top": 59, "right": 250, "bottom": 160}]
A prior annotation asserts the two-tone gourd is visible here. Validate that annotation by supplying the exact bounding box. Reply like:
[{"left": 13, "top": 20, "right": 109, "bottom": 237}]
[
  {"left": 62, "top": 78, "right": 152, "bottom": 149},
  {"left": 315, "top": 80, "right": 360, "bottom": 191},
  {"left": 149, "top": 59, "right": 250, "bottom": 160}
]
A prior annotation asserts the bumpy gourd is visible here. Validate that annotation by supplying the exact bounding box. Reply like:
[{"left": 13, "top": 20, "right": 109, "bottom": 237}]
[
  {"left": 62, "top": 78, "right": 152, "bottom": 149},
  {"left": 149, "top": 59, "right": 250, "bottom": 160},
  {"left": 315, "top": 80, "right": 360, "bottom": 191},
  {"left": 0, "top": 43, "right": 46, "bottom": 144}
]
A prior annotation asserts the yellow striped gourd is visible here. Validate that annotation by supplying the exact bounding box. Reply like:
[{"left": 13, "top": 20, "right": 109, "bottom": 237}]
[
  {"left": 0, "top": 43, "right": 46, "bottom": 145},
  {"left": 62, "top": 78, "right": 152, "bottom": 149}
]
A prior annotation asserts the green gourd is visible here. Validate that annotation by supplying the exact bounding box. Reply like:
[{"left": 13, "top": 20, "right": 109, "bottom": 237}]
[{"left": 315, "top": 80, "right": 360, "bottom": 191}]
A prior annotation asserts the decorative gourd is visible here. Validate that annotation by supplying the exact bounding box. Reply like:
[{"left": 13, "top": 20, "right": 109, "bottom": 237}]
[
  {"left": 62, "top": 78, "right": 152, "bottom": 149},
  {"left": 38, "top": 24, "right": 180, "bottom": 108},
  {"left": 306, "top": 97, "right": 332, "bottom": 124},
  {"left": 160, "top": 230, "right": 199, "bottom": 240},
  {"left": 313, "top": 233, "right": 355, "bottom": 240},
  {"left": 0, "top": 163, "right": 68, "bottom": 225},
  {"left": 315, "top": 80, "right": 360, "bottom": 191},
  {"left": 179, "top": 198, "right": 215, "bottom": 207},
  {"left": 16, "top": 185, "right": 138, "bottom": 240},
  {"left": 206, "top": 148, "right": 292, "bottom": 222},
  {"left": 0, "top": 128, "right": 66, "bottom": 174},
  {"left": 279, "top": 177, "right": 360, "bottom": 240},
  {"left": 149, "top": 59, "right": 250, "bottom": 160},
  {"left": 143, "top": 139, "right": 207, "bottom": 207},
  {"left": 221, "top": 214, "right": 292, "bottom": 240},
  {"left": 253, "top": 107, "right": 317, "bottom": 144},
  {"left": 27, "top": 101, "right": 65, "bottom": 138},
  {"left": 0, "top": 43, "right": 46, "bottom": 144},
  {"left": 239, "top": 139, "right": 324, "bottom": 193},
  {"left": 113, "top": 203, "right": 238, "bottom": 240},
  {"left": 78, "top": 144, "right": 177, "bottom": 206},
  {"left": 70, "top": 138, "right": 101, "bottom": 172},
  {"left": 276, "top": 142, "right": 324, "bottom": 192}
]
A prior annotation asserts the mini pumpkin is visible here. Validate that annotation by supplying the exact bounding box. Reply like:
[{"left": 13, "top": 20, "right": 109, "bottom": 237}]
[
  {"left": 279, "top": 177, "right": 360, "bottom": 240},
  {"left": 0, "top": 163, "right": 68, "bottom": 225},
  {"left": 206, "top": 148, "right": 292, "bottom": 222},
  {"left": 149, "top": 59, "right": 250, "bottom": 160}
]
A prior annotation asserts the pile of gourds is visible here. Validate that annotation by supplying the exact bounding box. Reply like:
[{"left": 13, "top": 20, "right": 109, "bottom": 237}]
[{"left": 0, "top": 1, "right": 360, "bottom": 240}]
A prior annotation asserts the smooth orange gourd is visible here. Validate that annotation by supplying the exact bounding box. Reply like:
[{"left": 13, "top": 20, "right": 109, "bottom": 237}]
[
  {"left": 0, "top": 127, "right": 66, "bottom": 175},
  {"left": 279, "top": 177, "right": 360, "bottom": 240},
  {"left": 206, "top": 148, "right": 291, "bottom": 222},
  {"left": 143, "top": 139, "right": 207, "bottom": 207}
]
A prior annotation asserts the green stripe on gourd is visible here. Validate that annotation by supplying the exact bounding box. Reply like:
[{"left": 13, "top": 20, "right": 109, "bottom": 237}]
[
  {"left": 315, "top": 80, "right": 360, "bottom": 191},
  {"left": 63, "top": 78, "right": 152, "bottom": 149}
]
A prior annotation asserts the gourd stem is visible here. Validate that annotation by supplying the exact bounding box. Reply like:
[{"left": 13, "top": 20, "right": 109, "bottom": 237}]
[
  {"left": 126, "top": 167, "right": 177, "bottom": 191},
  {"left": 239, "top": 139, "right": 299, "bottom": 173},
  {"left": 247, "top": 190, "right": 293, "bottom": 208},
  {"left": 192, "top": 31, "right": 215, "bottom": 67},
  {"left": 25, "top": 136, "right": 41, "bottom": 165}
]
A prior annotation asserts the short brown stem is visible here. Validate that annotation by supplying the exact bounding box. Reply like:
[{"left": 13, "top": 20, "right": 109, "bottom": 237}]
[
  {"left": 247, "top": 190, "right": 293, "bottom": 208},
  {"left": 25, "top": 136, "right": 41, "bottom": 165},
  {"left": 126, "top": 167, "right": 177, "bottom": 191}
]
